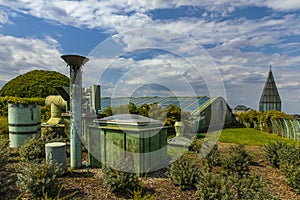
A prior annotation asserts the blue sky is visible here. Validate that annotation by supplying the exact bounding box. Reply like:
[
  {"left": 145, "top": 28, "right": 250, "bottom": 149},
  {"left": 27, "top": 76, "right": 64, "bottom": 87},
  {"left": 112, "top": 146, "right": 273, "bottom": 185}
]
[{"left": 0, "top": 1, "right": 300, "bottom": 114}]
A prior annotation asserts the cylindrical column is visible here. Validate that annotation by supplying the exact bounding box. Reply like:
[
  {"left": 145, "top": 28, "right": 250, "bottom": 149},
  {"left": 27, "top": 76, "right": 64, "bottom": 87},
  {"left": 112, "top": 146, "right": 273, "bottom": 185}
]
[
  {"left": 61, "top": 55, "right": 89, "bottom": 169},
  {"left": 70, "top": 65, "right": 82, "bottom": 168},
  {"left": 45, "top": 142, "right": 67, "bottom": 170},
  {"left": 8, "top": 103, "right": 38, "bottom": 148}
]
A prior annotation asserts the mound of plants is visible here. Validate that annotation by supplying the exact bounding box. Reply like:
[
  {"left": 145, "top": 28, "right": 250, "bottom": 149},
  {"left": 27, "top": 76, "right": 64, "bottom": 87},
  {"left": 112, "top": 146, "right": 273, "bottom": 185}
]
[
  {"left": 19, "top": 127, "right": 66, "bottom": 162},
  {"left": 0, "top": 116, "right": 8, "bottom": 135},
  {"left": 102, "top": 158, "right": 140, "bottom": 197},
  {"left": 265, "top": 141, "right": 300, "bottom": 194},
  {"left": 222, "top": 144, "right": 252, "bottom": 176},
  {"left": 195, "top": 144, "right": 276, "bottom": 199},
  {"left": 169, "top": 153, "right": 202, "bottom": 190},
  {"left": 16, "top": 160, "right": 64, "bottom": 199},
  {"left": 0, "top": 70, "right": 69, "bottom": 98},
  {"left": 0, "top": 136, "right": 11, "bottom": 194}
]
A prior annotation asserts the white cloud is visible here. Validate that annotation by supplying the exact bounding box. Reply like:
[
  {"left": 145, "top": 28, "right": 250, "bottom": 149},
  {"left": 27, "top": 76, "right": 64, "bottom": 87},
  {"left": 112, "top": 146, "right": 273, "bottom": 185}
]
[
  {"left": 0, "top": 0, "right": 300, "bottom": 113},
  {"left": 263, "top": 0, "right": 300, "bottom": 11},
  {"left": 0, "top": 9, "right": 10, "bottom": 25},
  {"left": 0, "top": 35, "right": 67, "bottom": 83}
]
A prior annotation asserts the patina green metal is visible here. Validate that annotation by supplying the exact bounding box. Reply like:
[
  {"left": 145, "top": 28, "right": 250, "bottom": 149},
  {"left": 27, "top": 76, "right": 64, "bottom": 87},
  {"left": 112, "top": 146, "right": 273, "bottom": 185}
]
[
  {"left": 8, "top": 103, "right": 39, "bottom": 148},
  {"left": 45, "top": 142, "right": 67, "bottom": 170},
  {"left": 87, "top": 114, "right": 168, "bottom": 175},
  {"left": 61, "top": 54, "right": 89, "bottom": 169}
]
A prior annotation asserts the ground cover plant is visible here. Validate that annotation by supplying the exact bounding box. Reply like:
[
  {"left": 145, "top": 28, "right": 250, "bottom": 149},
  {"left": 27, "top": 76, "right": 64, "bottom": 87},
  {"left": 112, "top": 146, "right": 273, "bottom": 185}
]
[
  {"left": 1, "top": 127, "right": 300, "bottom": 199},
  {"left": 0, "top": 136, "right": 11, "bottom": 194},
  {"left": 264, "top": 141, "right": 300, "bottom": 194}
]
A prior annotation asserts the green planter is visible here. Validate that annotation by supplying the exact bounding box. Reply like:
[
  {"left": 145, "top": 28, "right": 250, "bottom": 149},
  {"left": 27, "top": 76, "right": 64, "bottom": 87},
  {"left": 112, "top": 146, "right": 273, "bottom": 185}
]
[
  {"left": 8, "top": 103, "right": 39, "bottom": 148},
  {"left": 87, "top": 114, "right": 168, "bottom": 174}
]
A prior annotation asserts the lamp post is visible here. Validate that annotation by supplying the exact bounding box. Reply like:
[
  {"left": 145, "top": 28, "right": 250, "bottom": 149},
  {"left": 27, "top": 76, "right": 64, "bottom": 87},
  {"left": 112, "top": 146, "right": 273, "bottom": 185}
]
[{"left": 61, "top": 55, "right": 89, "bottom": 169}]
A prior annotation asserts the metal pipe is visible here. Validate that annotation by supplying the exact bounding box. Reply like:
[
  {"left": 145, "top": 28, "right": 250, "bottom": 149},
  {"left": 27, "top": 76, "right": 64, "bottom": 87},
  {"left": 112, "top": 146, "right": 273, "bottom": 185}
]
[{"left": 61, "top": 55, "right": 89, "bottom": 169}]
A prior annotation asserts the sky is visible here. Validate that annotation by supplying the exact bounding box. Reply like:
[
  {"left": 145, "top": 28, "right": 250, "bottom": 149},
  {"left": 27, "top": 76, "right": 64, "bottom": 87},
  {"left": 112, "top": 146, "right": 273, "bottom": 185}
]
[{"left": 0, "top": 1, "right": 300, "bottom": 114}]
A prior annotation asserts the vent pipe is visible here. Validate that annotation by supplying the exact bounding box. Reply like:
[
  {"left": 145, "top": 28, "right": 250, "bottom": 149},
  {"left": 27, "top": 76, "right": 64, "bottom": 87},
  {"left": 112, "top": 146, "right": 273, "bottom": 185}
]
[{"left": 61, "top": 54, "right": 89, "bottom": 169}]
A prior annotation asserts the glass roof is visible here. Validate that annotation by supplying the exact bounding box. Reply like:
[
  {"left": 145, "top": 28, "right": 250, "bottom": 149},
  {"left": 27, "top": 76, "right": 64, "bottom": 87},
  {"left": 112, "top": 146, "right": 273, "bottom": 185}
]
[
  {"left": 100, "top": 96, "right": 210, "bottom": 113},
  {"left": 94, "top": 114, "right": 163, "bottom": 125}
]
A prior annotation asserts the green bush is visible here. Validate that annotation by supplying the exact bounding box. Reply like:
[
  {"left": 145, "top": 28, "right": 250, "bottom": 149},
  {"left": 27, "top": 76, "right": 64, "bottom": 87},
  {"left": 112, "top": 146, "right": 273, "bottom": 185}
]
[
  {"left": 188, "top": 137, "right": 203, "bottom": 153},
  {"left": 0, "top": 116, "right": 8, "bottom": 135},
  {"left": 275, "top": 144, "right": 300, "bottom": 194},
  {"left": 281, "top": 164, "right": 300, "bottom": 194},
  {"left": 0, "top": 136, "right": 11, "bottom": 194},
  {"left": 0, "top": 70, "right": 69, "bottom": 98},
  {"left": 132, "top": 189, "right": 156, "bottom": 200},
  {"left": 16, "top": 160, "right": 64, "bottom": 198},
  {"left": 203, "top": 142, "right": 221, "bottom": 170},
  {"left": 278, "top": 144, "right": 300, "bottom": 172},
  {"left": 19, "top": 128, "right": 66, "bottom": 162},
  {"left": 264, "top": 141, "right": 289, "bottom": 168},
  {"left": 102, "top": 159, "right": 140, "bottom": 197},
  {"left": 29, "top": 186, "right": 77, "bottom": 200},
  {"left": 169, "top": 153, "right": 202, "bottom": 190},
  {"left": 196, "top": 172, "right": 232, "bottom": 200},
  {"left": 222, "top": 144, "right": 252, "bottom": 176},
  {"left": 230, "top": 173, "right": 277, "bottom": 199},
  {"left": 0, "top": 96, "right": 50, "bottom": 122}
]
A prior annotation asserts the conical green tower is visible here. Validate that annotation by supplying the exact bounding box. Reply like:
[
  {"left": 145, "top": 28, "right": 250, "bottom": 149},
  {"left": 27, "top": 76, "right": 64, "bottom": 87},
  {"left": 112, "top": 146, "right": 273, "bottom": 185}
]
[{"left": 259, "top": 65, "right": 281, "bottom": 112}]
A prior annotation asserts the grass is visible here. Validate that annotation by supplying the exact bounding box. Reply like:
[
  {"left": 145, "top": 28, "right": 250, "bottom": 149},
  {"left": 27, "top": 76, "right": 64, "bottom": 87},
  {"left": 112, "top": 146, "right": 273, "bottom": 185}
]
[{"left": 219, "top": 128, "right": 298, "bottom": 146}]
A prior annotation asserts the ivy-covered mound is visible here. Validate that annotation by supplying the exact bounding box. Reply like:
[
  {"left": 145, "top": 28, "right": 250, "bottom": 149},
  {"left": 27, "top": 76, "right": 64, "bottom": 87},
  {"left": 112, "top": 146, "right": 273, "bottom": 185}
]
[{"left": 0, "top": 70, "right": 69, "bottom": 98}]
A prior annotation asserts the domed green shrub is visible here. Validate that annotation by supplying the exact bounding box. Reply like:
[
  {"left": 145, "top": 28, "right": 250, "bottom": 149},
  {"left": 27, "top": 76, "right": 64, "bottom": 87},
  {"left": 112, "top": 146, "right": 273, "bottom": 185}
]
[
  {"left": 264, "top": 141, "right": 289, "bottom": 168},
  {"left": 230, "top": 173, "right": 277, "bottom": 199},
  {"left": 102, "top": 159, "right": 140, "bottom": 197},
  {"left": 16, "top": 160, "right": 63, "bottom": 198},
  {"left": 222, "top": 144, "right": 252, "bottom": 176},
  {"left": 169, "top": 153, "right": 202, "bottom": 190},
  {"left": 196, "top": 172, "right": 231, "bottom": 200},
  {"left": 0, "top": 70, "right": 69, "bottom": 98}
]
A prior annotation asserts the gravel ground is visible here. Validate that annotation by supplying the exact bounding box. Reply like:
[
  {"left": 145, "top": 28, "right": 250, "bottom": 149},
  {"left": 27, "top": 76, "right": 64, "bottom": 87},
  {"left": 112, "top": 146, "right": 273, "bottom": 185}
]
[{"left": 2, "top": 142, "right": 300, "bottom": 200}]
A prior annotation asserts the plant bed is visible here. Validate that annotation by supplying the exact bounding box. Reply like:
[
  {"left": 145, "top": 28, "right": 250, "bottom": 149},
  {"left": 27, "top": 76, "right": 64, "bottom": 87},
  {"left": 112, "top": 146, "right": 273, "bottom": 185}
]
[{"left": 1, "top": 141, "right": 299, "bottom": 199}]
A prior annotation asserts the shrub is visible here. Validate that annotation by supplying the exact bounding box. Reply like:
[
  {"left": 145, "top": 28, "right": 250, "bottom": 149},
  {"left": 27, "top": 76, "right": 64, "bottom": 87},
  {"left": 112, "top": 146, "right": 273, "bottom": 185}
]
[
  {"left": 16, "top": 160, "right": 64, "bottom": 198},
  {"left": 169, "top": 153, "right": 202, "bottom": 190},
  {"left": 0, "top": 136, "right": 11, "bottom": 194},
  {"left": 0, "top": 116, "right": 8, "bottom": 135},
  {"left": 132, "top": 189, "right": 156, "bottom": 200},
  {"left": 281, "top": 164, "right": 300, "bottom": 194},
  {"left": 189, "top": 137, "right": 203, "bottom": 153},
  {"left": 222, "top": 144, "right": 252, "bottom": 176},
  {"left": 19, "top": 128, "right": 65, "bottom": 162},
  {"left": 264, "top": 141, "right": 289, "bottom": 168},
  {"left": 278, "top": 144, "right": 300, "bottom": 173},
  {"left": 276, "top": 144, "right": 300, "bottom": 194},
  {"left": 102, "top": 159, "right": 140, "bottom": 197},
  {"left": 203, "top": 142, "right": 221, "bottom": 170},
  {"left": 196, "top": 172, "right": 232, "bottom": 200},
  {"left": 0, "top": 70, "right": 69, "bottom": 98},
  {"left": 31, "top": 186, "right": 77, "bottom": 200},
  {"left": 230, "top": 173, "right": 277, "bottom": 199}
]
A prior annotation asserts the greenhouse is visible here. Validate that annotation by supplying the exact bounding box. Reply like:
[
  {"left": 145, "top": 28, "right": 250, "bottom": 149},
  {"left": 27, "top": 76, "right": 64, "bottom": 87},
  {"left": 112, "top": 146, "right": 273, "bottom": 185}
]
[{"left": 100, "top": 96, "right": 234, "bottom": 132}]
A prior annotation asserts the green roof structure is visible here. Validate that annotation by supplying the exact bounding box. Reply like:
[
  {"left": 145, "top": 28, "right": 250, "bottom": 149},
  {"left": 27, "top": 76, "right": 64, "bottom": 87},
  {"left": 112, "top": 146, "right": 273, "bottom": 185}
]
[
  {"left": 259, "top": 65, "right": 281, "bottom": 112},
  {"left": 100, "top": 96, "right": 210, "bottom": 114},
  {"left": 100, "top": 96, "right": 235, "bottom": 132}
]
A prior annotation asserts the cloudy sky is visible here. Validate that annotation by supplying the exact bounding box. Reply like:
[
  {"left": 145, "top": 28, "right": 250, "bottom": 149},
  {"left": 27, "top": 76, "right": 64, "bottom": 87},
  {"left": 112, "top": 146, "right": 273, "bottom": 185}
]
[{"left": 0, "top": 1, "right": 300, "bottom": 114}]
